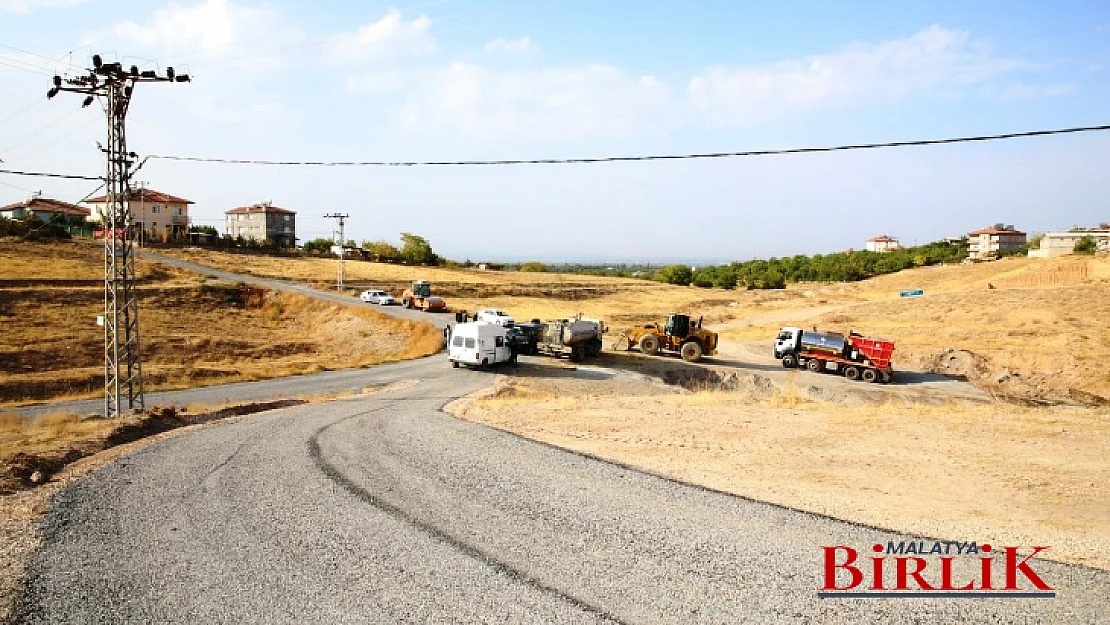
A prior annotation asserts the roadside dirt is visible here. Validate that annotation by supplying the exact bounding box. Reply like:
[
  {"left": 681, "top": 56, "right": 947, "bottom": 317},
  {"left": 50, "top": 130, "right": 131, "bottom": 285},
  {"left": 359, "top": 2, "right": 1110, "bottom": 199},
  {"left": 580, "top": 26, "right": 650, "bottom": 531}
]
[{"left": 448, "top": 354, "right": 1110, "bottom": 571}]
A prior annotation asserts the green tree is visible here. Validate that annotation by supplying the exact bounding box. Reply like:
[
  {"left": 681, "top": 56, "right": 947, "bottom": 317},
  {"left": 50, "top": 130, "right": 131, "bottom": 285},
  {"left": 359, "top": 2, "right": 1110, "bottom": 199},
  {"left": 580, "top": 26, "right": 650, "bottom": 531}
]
[
  {"left": 1074, "top": 235, "right": 1098, "bottom": 255},
  {"left": 400, "top": 232, "right": 438, "bottom": 265},
  {"left": 189, "top": 225, "right": 219, "bottom": 237},
  {"left": 519, "top": 261, "right": 548, "bottom": 272},
  {"left": 654, "top": 264, "right": 692, "bottom": 285},
  {"left": 363, "top": 240, "right": 401, "bottom": 260},
  {"left": 302, "top": 237, "right": 334, "bottom": 254}
]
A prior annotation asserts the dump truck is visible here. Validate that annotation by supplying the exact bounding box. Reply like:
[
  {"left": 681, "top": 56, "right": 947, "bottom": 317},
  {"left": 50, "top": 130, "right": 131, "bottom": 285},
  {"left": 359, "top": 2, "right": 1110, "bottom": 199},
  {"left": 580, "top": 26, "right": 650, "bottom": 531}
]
[
  {"left": 401, "top": 280, "right": 447, "bottom": 312},
  {"left": 534, "top": 315, "right": 605, "bottom": 362},
  {"left": 613, "top": 313, "right": 718, "bottom": 362},
  {"left": 773, "top": 326, "right": 894, "bottom": 383}
]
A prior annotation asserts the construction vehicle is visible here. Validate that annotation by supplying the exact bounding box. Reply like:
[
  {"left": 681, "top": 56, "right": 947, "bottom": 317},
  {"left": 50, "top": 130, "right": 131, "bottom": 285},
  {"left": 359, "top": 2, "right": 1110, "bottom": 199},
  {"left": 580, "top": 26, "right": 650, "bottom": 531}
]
[
  {"left": 535, "top": 315, "right": 606, "bottom": 362},
  {"left": 401, "top": 280, "right": 447, "bottom": 312},
  {"left": 773, "top": 327, "right": 894, "bottom": 383},
  {"left": 613, "top": 313, "right": 718, "bottom": 362}
]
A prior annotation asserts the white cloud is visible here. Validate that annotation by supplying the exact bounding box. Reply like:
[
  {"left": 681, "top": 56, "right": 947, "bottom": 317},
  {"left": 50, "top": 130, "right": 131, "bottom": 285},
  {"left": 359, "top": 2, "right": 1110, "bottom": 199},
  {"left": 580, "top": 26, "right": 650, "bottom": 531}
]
[
  {"left": 110, "top": 0, "right": 271, "bottom": 54},
  {"left": 331, "top": 9, "right": 435, "bottom": 60},
  {"left": 686, "top": 25, "right": 1026, "bottom": 125},
  {"left": 393, "top": 26, "right": 1042, "bottom": 139},
  {"left": 485, "top": 36, "right": 532, "bottom": 55},
  {"left": 0, "top": 0, "right": 88, "bottom": 14},
  {"left": 400, "top": 62, "right": 671, "bottom": 138}
]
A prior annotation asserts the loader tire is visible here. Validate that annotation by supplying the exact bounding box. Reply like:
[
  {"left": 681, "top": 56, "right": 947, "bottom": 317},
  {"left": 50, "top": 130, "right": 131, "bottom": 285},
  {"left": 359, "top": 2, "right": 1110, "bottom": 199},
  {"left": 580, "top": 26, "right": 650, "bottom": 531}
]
[
  {"left": 403, "top": 298, "right": 413, "bottom": 309},
  {"left": 680, "top": 341, "right": 703, "bottom": 362},
  {"left": 639, "top": 334, "right": 660, "bottom": 356}
]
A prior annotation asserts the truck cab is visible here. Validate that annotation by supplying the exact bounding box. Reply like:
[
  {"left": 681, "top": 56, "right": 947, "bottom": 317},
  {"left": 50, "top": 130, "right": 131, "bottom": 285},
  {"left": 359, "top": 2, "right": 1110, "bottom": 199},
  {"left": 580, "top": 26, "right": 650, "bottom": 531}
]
[
  {"left": 773, "top": 326, "right": 802, "bottom": 359},
  {"left": 449, "top": 322, "right": 516, "bottom": 368}
]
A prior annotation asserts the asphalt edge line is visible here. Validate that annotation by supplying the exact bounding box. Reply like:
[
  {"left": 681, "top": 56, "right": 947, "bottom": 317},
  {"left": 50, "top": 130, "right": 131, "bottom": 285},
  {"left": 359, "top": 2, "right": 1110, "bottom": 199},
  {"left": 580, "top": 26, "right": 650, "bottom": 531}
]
[{"left": 306, "top": 406, "right": 628, "bottom": 625}]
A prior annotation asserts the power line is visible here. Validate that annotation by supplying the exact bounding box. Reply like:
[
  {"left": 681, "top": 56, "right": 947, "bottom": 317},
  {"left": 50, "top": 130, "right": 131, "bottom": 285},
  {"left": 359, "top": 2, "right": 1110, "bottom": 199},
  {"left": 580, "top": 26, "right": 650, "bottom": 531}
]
[
  {"left": 0, "top": 167, "right": 102, "bottom": 181},
  {"left": 145, "top": 124, "right": 1110, "bottom": 168}
]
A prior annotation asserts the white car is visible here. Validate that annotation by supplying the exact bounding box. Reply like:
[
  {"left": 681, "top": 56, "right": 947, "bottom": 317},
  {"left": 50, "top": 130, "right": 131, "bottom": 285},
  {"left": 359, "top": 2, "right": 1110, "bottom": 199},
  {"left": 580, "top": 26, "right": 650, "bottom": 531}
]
[
  {"left": 360, "top": 289, "right": 395, "bottom": 305},
  {"left": 476, "top": 308, "right": 515, "bottom": 327}
]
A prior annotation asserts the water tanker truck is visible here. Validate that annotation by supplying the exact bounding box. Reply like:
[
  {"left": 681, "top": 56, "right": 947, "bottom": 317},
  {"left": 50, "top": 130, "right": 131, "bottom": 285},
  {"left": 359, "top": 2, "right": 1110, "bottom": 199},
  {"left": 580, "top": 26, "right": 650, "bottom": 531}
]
[
  {"left": 535, "top": 315, "right": 606, "bottom": 362},
  {"left": 773, "top": 326, "right": 894, "bottom": 383}
]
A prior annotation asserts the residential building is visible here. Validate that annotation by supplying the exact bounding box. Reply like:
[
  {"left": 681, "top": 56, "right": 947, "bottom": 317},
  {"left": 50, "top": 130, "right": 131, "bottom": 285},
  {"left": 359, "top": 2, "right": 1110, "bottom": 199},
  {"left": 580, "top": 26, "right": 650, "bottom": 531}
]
[
  {"left": 865, "top": 235, "right": 900, "bottom": 253},
  {"left": 0, "top": 193, "right": 90, "bottom": 224},
  {"left": 224, "top": 201, "right": 297, "bottom": 248},
  {"left": 1029, "top": 225, "right": 1110, "bottom": 258},
  {"left": 85, "top": 188, "right": 193, "bottom": 240},
  {"left": 967, "top": 224, "right": 1027, "bottom": 260}
]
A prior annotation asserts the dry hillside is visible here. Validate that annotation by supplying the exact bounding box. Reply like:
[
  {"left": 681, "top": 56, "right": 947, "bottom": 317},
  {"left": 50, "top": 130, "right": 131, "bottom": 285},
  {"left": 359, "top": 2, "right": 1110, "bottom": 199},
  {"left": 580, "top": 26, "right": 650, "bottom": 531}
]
[
  {"left": 163, "top": 248, "right": 1109, "bottom": 404},
  {"left": 0, "top": 239, "right": 443, "bottom": 406}
]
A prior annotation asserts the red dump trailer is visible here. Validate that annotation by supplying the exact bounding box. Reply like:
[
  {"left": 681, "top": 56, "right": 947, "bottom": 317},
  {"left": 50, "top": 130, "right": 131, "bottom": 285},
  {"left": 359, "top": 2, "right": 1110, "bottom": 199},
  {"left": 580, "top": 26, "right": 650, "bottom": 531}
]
[{"left": 773, "top": 326, "right": 895, "bottom": 383}]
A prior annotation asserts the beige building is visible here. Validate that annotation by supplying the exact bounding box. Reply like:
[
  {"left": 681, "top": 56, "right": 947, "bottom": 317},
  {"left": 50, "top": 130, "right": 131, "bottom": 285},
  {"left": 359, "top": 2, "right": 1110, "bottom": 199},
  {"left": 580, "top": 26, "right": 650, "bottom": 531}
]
[
  {"left": 865, "top": 235, "right": 900, "bottom": 253},
  {"left": 1029, "top": 226, "right": 1110, "bottom": 258},
  {"left": 967, "top": 224, "right": 1026, "bottom": 260},
  {"left": 225, "top": 201, "right": 297, "bottom": 248},
  {"left": 85, "top": 188, "right": 193, "bottom": 240}
]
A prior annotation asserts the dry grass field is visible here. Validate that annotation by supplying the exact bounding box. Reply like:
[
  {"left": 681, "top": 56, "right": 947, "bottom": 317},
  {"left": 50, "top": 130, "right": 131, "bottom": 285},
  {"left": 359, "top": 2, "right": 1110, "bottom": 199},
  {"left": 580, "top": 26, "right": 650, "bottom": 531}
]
[
  {"left": 0, "top": 240, "right": 443, "bottom": 406},
  {"left": 448, "top": 362, "right": 1110, "bottom": 570}
]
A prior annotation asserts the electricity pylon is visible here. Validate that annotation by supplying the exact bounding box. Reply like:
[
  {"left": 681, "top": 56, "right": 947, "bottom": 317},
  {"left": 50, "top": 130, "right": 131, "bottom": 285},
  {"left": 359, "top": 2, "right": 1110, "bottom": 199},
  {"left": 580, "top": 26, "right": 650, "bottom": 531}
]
[
  {"left": 48, "top": 56, "right": 191, "bottom": 417},
  {"left": 324, "top": 213, "right": 350, "bottom": 290}
]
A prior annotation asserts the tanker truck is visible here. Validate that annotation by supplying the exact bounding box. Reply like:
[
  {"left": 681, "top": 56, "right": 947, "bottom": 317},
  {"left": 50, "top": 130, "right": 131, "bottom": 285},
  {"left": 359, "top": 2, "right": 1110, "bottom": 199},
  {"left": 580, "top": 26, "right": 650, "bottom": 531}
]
[
  {"left": 773, "top": 326, "right": 894, "bottom": 383},
  {"left": 535, "top": 315, "right": 606, "bottom": 362}
]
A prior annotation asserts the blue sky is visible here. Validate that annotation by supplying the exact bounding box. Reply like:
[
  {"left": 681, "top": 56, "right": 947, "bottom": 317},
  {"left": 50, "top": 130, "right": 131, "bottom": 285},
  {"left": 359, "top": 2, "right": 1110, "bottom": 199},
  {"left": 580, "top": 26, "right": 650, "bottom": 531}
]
[{"left": 1, "top": 0, "right": 1108, "bottom": 262}]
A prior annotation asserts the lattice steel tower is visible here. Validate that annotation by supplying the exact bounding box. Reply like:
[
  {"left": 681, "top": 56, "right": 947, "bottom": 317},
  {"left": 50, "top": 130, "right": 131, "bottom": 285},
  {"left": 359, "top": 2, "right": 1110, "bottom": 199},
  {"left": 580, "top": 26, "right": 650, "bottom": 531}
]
[{"left": 48, "top": 56, "right": 191, "bottom": 417}]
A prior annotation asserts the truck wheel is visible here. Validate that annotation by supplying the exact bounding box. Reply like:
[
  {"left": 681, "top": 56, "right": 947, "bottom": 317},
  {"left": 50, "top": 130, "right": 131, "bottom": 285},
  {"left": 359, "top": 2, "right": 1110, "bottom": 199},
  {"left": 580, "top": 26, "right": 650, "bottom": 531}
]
[
  {"left": 781, "top": 354, "right": 798, "bottom": 369},
  {"left": 861, "top": 368, "right": 878, "bottom": 383},
  {"left": 452, "top": 361, "right": 459, "bottom": 368},
  {"left": 639, "top": 334, "right": 660, "bottom": 356},
  {"left": 587, "top": 338, "right": 603, "bottom": 357},
  {"left": 843, "top": 366, "right": 860, "bottom": 381},
  {"left": 403, "top": 298, "right": 413, "bottom": 309},
  {"left": 570, "top": 345, "right": 586, "bottom": 363},
  {"left": 680, "top": 341, "right": 703, "bottom": 362},
  {"left": 613, "top": 335, "right": 631, "bottom": 351},
  {"left": 806, "top": 358, "right": 823, "bottom": 373}
]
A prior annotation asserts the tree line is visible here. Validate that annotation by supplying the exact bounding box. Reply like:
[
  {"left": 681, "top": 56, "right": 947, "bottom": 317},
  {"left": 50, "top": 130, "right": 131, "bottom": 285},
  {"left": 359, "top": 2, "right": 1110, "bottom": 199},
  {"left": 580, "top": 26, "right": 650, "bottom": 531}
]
[{"left": 652, "top": 239, "right": 971, "bottom": 289}]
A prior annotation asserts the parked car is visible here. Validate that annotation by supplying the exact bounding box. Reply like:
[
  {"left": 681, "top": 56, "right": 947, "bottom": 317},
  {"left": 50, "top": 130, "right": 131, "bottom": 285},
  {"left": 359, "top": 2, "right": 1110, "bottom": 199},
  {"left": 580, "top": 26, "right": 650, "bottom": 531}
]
[
  {"left": 360, "top": 289, "right": 395, "bottom": 305},
  {"left": 476, "top": 308, "right": 515, "bottom": 326}
]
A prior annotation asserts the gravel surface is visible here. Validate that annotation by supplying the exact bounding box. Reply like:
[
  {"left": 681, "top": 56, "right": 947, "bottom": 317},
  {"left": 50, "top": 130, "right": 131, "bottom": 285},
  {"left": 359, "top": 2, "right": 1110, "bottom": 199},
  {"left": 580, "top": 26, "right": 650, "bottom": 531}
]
[{"left": 13, "top": 357, "right": 1110, "bottom": 623}]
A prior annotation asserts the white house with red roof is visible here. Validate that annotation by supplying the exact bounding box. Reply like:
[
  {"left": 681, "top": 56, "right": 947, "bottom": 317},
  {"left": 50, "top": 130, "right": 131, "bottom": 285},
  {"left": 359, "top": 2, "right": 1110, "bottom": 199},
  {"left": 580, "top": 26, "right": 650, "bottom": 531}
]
[
  {"left": 864, "top": 235, "right": 900, "bottom": 253},
  {"left": 84, "top": 187, "right": 193, "bottom": 239},
  {"left": 967, "top": 224, "right": 1027, "bottom": 260}
]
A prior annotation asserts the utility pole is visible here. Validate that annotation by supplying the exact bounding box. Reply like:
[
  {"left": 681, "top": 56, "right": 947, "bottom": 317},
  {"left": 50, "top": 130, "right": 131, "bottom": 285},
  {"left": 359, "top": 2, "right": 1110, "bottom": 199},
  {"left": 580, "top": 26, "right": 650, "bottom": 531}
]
[
  {"left": 48, "top": 56, "right": 190, "bottom": 418},
  {"left": 323, "top": 213, "right": 349, "bottom": 291}
]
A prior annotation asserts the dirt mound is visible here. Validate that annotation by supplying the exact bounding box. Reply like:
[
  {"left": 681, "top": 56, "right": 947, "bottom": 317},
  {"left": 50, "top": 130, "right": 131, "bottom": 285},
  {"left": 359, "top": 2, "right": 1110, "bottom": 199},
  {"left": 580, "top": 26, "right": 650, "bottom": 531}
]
[
  {"left": 658, "top": 367, "right": 776, "bottom": 398},
  {"left": 925, "top": 348, "right": 990, "bottom": 380}
]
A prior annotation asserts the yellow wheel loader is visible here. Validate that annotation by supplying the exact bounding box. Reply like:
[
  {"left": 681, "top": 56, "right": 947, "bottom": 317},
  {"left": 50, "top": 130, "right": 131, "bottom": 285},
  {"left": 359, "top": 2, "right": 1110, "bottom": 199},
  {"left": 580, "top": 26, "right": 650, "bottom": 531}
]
[{"left": 612, "top": 313, "right": 718, "bottom": 362}]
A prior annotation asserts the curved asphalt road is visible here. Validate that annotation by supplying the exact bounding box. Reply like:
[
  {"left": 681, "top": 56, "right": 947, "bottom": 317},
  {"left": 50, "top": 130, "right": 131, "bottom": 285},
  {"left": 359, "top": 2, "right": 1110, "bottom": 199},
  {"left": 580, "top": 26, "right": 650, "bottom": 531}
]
[{"left": 14, "top": 355, "right": 1110, "bottom": 623}]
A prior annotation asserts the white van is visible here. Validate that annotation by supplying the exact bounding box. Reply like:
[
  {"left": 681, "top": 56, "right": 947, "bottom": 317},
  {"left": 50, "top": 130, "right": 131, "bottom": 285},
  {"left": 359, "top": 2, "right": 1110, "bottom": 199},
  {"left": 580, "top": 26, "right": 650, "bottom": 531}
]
[{"left": 449, "top": 322, "right": 516, "bottom": 368}]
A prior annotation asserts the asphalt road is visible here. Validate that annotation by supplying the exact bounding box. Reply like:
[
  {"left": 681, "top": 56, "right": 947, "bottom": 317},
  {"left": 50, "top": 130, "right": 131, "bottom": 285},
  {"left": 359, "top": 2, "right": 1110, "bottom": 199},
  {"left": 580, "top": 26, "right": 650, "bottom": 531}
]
[
  {"left": 142, "top": 250, "right": 454, "bottom": 328},
  {"left": 14, "top": 355, "right": 1110, "bottom": 623}
]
